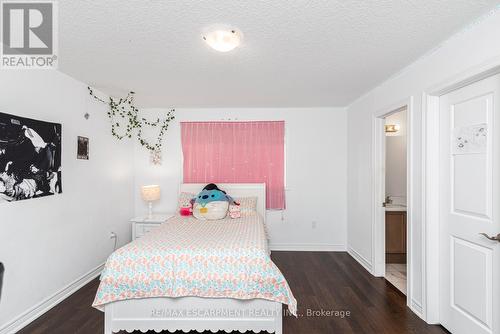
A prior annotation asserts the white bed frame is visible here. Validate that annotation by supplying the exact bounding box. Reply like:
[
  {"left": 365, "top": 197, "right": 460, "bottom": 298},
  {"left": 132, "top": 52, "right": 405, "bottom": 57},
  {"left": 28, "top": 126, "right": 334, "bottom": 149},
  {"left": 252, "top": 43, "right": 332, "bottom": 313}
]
[{"left": 103, "top": 183, "right": 284, "bottom": 334}]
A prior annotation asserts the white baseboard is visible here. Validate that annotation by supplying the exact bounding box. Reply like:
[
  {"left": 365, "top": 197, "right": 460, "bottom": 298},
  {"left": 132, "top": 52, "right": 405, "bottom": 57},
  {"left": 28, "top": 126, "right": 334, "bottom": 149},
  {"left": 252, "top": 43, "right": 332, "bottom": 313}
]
[
  {"left": 347, "top": 246, "right": 373, "bottom": 274},
  {"left": 269, "top": 243, "right": 346, "bottom": 252},
  {"left": 410, "top": 299, "right": 424, "bottom": 319},
  {"left": 0, "top": 263, "right": 104, "bottom": 334}
]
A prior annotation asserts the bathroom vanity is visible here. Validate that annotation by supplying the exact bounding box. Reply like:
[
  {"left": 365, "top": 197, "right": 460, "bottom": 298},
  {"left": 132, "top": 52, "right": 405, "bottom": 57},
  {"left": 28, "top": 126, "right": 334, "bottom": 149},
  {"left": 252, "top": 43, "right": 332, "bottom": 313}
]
[{"left": 385, "top": 208, "right": 407, "bottom": 263}]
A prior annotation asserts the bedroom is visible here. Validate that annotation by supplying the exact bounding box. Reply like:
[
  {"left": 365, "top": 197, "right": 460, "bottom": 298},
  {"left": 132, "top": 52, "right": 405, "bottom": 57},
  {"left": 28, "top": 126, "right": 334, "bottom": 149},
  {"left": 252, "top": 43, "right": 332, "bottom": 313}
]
[{"left": 1, "top": 1, "right": 500, "bottom": 334}]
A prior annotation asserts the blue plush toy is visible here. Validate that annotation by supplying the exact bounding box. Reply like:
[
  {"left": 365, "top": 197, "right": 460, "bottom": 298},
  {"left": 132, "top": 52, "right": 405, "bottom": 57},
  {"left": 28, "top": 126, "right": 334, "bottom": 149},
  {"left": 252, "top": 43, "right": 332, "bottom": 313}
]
[
  {"left": 193, "top": 183, "right": 235, "bottom": 206},
  {"left": 192, "top": 184, "right": 236, "bottom": 220}
]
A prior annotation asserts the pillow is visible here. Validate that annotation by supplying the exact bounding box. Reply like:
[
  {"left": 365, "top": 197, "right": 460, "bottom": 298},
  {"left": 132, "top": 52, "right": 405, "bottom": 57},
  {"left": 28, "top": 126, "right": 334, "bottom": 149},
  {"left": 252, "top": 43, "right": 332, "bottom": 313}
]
[
  {"left": 228, "top": 203, "right": 242, "bottom": 219},
  {"left": 193, "top": 201, "right": 229, "bottom": 220},
  {"left": 177, "top": 191, "right": 195, "bottom": 211},
  {"left": 234, "top": 196, "right": 258, "bottom": 216}
]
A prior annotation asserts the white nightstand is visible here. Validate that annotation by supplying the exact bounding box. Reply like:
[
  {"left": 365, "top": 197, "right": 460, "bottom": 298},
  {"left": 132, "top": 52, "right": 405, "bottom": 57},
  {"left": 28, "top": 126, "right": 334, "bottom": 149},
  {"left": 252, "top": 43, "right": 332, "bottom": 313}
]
[{"left": 131, "top": 213, "right": 174, "bottom": 240}]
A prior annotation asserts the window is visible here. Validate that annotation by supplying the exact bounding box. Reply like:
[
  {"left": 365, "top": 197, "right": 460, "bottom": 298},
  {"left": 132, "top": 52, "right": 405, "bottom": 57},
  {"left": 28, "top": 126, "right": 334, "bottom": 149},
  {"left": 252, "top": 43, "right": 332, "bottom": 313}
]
[{"left": 181, "top": 121, "right": 285, "bottom": 209}]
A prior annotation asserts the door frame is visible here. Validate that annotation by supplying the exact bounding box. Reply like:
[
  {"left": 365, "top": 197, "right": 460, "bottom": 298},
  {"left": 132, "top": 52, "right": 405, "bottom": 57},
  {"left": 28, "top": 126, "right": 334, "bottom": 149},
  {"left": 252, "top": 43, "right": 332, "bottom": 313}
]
[
  {"left": 372, "top": 97, "right": 414, "bottom": 310},
  {"left": 422, "top": 57, "right": 500, "bottom": 324}
]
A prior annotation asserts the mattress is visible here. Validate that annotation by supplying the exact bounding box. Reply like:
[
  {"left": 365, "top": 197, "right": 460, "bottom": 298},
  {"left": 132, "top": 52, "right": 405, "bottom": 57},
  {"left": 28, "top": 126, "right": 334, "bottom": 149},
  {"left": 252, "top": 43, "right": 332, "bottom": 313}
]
[{"left": 92, "top": 213, "right": 297, "bottom": 315}]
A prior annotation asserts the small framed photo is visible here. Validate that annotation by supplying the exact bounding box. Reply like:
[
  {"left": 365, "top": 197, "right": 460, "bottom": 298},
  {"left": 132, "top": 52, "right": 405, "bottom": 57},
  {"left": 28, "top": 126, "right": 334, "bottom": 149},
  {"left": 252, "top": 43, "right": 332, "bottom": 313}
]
[{"left": 77, "top": 136, "right": 89, "bottom": 160}]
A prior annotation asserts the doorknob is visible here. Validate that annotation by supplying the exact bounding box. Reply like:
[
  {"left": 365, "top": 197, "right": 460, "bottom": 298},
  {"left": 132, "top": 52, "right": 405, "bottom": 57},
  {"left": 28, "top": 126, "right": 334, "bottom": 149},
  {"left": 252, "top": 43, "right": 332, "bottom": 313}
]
[{"left": 479, "top": 233, "right": 500, "bottom": 242}]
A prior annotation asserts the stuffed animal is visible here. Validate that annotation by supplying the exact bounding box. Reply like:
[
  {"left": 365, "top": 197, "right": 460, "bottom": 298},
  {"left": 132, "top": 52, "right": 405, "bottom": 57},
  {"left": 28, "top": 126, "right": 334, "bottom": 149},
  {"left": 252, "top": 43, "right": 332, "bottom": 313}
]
[
  {"left": 192, "top": 183, "right": 235, "bottom": 220},
  {"left": 228, "top": 203, "right": 242, "bottom": 219},
  {"left": 179, "top": 203, "right": 192, "bottom": 216}
]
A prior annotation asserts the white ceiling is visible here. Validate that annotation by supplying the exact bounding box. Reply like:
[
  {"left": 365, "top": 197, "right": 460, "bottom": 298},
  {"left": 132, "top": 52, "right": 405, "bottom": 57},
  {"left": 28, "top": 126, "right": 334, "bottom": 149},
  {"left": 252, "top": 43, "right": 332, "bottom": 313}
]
[{"left": 59, "top": 1, "right": 499, "bottom": 108}]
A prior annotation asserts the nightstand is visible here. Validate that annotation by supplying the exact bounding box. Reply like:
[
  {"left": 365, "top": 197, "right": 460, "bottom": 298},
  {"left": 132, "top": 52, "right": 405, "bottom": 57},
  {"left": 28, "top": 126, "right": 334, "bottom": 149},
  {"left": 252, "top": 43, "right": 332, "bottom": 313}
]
[{"left": 131, "top": 213, "right": 174, "bottom": 240}]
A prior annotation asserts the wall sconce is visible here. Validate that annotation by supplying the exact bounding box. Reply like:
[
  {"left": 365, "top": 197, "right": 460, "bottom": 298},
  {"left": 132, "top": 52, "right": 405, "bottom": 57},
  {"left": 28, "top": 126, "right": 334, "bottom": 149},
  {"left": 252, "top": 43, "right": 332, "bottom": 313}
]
[{"left": 385, "top": 124, "right": 400, "bottom": 133}]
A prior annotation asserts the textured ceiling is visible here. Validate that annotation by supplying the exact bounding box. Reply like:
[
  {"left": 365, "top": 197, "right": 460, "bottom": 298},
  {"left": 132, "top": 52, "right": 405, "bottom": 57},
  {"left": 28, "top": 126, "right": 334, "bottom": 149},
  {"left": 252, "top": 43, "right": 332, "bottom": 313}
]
[{"left": 59, "top": 1, "right": 499, "bottom": 108}]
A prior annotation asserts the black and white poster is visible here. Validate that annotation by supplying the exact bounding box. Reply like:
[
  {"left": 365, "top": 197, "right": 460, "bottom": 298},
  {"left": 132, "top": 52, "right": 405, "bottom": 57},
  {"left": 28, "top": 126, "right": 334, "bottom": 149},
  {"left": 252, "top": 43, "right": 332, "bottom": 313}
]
[
  {"left": 77, "top": 136, "right": 89, "bottom": 160},
  {"left": 0, "top": 112, "right": 62, "bottom": 203}
]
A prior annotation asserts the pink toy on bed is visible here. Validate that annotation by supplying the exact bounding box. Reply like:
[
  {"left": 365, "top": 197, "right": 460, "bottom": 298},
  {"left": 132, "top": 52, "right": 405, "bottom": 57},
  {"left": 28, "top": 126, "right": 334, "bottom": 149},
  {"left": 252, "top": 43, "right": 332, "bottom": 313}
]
[{"left": 179, "top": 204, "right": 192, "bottom": 216}]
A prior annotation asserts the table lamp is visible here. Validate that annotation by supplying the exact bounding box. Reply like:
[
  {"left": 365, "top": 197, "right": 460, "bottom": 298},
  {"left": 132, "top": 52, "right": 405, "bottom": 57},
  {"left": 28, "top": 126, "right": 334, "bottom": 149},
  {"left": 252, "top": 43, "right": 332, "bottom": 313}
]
[{"left": 141, "top": 185, "right": 160, "bottom": 219}]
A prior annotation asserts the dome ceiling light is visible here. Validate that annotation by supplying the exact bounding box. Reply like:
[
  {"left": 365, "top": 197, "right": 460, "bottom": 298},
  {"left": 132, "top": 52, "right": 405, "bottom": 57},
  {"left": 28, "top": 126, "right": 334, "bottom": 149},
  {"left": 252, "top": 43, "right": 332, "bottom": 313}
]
[{"left": 202, "top": 26, "right": 242, "bottom": 52}]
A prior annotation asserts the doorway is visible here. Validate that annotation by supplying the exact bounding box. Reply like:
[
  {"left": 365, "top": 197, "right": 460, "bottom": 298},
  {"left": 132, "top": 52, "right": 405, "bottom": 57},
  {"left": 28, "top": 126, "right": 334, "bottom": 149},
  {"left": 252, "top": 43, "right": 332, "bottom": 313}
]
[
  {"left": 371, "top": 100, "right": 413, "bottom": 308},
  {"left": 384, "top": 109, "right": 408, "bottom": 295}
]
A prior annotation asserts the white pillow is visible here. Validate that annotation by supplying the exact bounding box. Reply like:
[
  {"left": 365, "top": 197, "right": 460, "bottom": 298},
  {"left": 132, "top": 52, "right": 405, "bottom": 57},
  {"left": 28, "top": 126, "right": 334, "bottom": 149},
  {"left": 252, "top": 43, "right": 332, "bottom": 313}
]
[
  {"left": 193, "top": 201, "right": 229, "bottom": 220},
  {"left": 235, "top": 196, "right": 258, "bottom": 216}
]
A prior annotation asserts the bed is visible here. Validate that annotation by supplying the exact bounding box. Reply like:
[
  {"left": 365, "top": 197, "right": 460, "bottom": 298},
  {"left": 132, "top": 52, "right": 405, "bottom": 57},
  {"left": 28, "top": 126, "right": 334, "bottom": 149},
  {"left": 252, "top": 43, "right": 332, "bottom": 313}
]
[{"left": 93, "top": 183, "right": 296, "bottom": 334}]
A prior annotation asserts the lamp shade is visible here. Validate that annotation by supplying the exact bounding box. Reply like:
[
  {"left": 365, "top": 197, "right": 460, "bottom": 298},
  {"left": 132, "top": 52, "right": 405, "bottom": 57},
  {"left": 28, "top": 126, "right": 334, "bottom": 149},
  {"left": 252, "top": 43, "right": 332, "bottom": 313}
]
[{"left": 141, "top": 185, "right": 160, "bottom": 202}]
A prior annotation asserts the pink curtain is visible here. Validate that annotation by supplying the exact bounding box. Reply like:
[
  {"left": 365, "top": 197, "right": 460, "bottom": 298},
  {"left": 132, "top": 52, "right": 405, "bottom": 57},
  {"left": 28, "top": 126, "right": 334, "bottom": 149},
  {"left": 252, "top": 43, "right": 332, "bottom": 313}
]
[{"left": 181, "top": 121, "right": 285, "bottom": 209}]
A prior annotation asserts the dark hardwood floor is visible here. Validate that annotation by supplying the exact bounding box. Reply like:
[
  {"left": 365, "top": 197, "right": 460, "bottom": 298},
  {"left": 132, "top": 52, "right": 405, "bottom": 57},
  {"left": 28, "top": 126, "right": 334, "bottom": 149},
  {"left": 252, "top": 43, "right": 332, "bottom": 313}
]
[{"left": 18, "top": 252, "right": 449, "bottom": 334}]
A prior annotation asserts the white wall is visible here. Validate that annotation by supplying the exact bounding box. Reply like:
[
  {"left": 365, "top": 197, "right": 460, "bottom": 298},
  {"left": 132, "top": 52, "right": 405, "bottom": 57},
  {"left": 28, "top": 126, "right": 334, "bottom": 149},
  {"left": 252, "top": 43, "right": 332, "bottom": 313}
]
[
  {"left": 385, "top": 110, "right": 407, "bottom": 203},
  {"left": 347, "top": 9, "right": 500, "bottom": 316},
  {"left": 0, "top": 71, "right": 134, "bottom": 330},
  {"left": 133, "top": 108, "right": 347, "bottom": 251}
]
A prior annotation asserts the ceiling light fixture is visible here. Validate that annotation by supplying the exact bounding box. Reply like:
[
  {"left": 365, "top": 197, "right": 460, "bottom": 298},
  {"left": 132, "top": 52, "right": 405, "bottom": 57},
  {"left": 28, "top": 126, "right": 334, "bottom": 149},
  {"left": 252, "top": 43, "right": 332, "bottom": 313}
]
[{"left": 202, "top": 27, "right": 242, "bottom": 52}]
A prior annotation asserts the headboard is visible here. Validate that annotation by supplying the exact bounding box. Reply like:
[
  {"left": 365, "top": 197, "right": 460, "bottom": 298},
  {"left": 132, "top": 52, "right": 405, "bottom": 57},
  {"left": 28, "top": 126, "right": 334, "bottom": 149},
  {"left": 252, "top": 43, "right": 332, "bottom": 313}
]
[{"left": 179, "top": 183, "right": 266, "bottom": 222}]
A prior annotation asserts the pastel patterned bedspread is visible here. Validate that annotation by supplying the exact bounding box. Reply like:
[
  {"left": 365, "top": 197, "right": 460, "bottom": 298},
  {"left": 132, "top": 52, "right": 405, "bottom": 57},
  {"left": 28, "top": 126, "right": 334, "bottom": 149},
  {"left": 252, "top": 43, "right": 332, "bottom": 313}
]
[{"left": 92, "top": 214, "right": 297, "bottom": 315}]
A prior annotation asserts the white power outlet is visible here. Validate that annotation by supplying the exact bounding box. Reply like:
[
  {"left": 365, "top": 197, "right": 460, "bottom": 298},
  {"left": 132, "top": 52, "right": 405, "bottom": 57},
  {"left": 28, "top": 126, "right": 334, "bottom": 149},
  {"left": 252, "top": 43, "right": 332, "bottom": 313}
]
[{"left": 311, "top": 221, "right": 317, "bottom": 229}]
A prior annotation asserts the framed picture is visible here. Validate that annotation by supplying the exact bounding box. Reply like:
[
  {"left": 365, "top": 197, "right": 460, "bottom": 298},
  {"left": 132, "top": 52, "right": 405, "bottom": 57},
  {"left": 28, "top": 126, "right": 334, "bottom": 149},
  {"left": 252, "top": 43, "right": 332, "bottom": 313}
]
[
  {"left": 0, "top": 112, "right": 62, "bottom": 203},
  {"left": 77, "top": 136, "right": 89, "bottom": 160}
]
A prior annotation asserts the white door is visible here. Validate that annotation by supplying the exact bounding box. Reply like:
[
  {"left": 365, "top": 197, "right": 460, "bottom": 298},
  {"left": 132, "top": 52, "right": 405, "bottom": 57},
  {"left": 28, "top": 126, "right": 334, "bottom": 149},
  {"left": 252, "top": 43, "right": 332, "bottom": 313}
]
[{"left": 439, "top": 74, "right": 500, "bottom": 334}]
